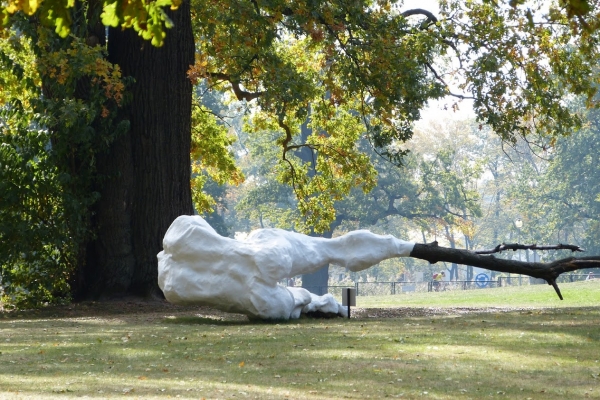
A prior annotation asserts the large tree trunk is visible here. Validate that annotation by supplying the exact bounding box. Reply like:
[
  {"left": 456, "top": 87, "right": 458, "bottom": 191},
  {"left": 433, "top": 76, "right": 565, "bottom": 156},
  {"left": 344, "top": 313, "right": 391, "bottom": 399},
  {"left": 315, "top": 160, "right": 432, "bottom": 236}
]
[
  {"left": 301, "top": 264, "right": 330, "bottom": 296},
  {"left": 296, "top": 119, "right": 331, "bottom": 295},
  {"left": 75, "top": 2, "right": 195, "bottom": 299}
]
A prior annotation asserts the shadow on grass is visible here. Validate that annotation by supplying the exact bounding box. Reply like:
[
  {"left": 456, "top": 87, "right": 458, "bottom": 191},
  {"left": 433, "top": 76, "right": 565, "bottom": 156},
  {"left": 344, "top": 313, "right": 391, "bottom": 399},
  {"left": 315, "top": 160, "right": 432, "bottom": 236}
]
[
  {"left": 163, "top": 316, "right": 250, "bottom": 326},
  {"left": 163, "top": 315, "right": 325, "bottom": 326},
  {"left": 2, "top": 305, "right": 600, "bottom": 399}
]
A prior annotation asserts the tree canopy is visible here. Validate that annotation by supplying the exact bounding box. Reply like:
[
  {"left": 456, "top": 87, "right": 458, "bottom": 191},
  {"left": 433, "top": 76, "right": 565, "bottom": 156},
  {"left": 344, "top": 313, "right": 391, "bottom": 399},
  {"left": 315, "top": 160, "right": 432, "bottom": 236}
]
[
  {"left": 2, "top": 0, "right": 600, "bottom": 307},
  {"left": 185, "top": 0, "right": 600, "bottom": 230}
]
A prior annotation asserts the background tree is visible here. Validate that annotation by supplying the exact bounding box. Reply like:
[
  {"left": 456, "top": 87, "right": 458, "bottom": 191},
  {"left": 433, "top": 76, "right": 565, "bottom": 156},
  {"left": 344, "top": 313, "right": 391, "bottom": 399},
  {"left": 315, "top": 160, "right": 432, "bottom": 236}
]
[
  {"left": 506, "top": 105, "right": 600, "bottom": 259},
  {"left": 228, "top": 121, "right": 485, "bottom": 292},
  {"left": 0, "top": 19, "right": 127, "bottom": 306}
]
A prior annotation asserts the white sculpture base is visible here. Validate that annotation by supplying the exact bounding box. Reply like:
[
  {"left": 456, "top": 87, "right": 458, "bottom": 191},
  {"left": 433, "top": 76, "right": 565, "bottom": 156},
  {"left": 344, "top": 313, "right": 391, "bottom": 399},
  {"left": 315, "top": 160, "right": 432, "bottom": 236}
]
[{"left": 158, "top": 215, "right": 414, "bottom": 320}]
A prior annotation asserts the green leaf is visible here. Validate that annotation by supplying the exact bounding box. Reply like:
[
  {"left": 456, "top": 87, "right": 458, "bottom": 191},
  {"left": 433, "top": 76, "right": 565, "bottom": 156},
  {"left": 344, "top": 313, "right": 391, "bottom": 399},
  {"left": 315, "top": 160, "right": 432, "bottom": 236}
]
[{"left": 101, "top": 1, "right": 120, "bottom": 27}]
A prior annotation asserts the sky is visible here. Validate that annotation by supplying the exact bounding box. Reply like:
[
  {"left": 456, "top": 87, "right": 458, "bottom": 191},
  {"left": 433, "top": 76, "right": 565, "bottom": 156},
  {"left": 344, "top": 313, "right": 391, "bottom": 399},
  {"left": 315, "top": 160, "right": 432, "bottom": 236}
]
[
  {"left": 400, "top": 0, "right": 477, "bottom": 123},
  {"left": 402, "top": 0, "right": 440, "bottom": 13}
]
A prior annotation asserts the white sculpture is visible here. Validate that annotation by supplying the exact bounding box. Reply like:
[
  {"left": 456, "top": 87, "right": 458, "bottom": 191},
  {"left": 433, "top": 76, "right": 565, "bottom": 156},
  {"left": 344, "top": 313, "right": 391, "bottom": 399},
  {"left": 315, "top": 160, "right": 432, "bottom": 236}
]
[{"left": 157, "top": 215, "right": 415, "bottom": 320}]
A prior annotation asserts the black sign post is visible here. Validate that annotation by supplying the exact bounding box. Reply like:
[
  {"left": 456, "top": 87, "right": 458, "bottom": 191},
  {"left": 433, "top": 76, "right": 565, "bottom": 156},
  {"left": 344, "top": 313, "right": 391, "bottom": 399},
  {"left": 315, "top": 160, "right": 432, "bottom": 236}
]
[{"left": 342, "top": 288, "right": 356, "bottom": 319}]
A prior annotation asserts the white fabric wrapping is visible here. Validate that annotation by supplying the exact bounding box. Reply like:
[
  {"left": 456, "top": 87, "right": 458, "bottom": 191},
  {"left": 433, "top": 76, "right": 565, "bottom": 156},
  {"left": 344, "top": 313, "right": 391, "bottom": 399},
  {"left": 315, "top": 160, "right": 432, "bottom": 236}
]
[{"left": 158, "top": 215, "right": 414, "bottom": 320}]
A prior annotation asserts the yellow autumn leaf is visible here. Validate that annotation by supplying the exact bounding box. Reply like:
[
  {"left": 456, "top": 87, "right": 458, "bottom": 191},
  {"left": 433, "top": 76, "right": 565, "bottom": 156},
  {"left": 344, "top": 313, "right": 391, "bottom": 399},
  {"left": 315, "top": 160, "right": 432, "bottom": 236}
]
[
  {"left": 238, "top": 361, "right": 245, "bottom": 367},
  {"left": 5, "top": 0, "right": 21, "bottom": 14},
  {"left": 22, "top": 0, "right": 41, "bottom": 15}
]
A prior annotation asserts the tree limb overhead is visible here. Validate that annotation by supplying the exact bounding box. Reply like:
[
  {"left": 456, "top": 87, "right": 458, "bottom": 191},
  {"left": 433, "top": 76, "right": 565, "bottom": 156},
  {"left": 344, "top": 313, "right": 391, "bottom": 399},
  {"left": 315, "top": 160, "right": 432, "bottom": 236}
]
[{"left": 401, "top": 8, "right": 438, "bottom": 23}]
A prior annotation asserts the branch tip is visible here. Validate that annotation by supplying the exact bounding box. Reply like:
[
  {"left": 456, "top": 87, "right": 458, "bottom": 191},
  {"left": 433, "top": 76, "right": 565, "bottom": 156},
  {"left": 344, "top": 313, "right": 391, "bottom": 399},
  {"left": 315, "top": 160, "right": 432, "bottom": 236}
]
[{"left": 549, "top": 280, "right": 563, "bottom": 300}]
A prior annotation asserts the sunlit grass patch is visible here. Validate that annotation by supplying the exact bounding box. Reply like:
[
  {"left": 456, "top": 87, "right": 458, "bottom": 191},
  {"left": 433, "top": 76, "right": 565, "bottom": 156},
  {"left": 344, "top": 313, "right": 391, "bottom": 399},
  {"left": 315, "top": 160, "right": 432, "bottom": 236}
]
[{"left": 356, "top": 279, "right": 600, "bottom": 309}]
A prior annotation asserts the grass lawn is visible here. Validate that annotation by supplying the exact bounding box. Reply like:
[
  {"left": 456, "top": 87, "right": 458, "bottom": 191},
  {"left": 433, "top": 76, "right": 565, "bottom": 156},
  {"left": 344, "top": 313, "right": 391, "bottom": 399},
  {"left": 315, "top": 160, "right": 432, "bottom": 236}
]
[
  {"left": 356, "top": 278, "right": 600, "bottom": 308},
  {"left": 1, "top": 280, "right": 599, "bottom": 399}
]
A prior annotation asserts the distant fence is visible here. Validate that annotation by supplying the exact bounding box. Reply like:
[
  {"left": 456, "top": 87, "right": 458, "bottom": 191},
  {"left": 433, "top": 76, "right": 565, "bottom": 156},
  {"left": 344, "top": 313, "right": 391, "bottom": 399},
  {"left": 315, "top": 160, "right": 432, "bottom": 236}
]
[
  {"left": 304, "top": 280, "right": 502, "bottom": 296},
  {"left": 301, "top": 282, "right": 427, "bottom": 297},
  {"left": 498, "top": 273, "right": 592, "bottom": 287},
  {"left": 427, "top": 279, "right": 500, "bottom": 292},
  {"left": 301, "top": 281, "right": 440, "bottom": 297},
  {"left": 298, "top": 274, "right": 595, "bottom": 297}
]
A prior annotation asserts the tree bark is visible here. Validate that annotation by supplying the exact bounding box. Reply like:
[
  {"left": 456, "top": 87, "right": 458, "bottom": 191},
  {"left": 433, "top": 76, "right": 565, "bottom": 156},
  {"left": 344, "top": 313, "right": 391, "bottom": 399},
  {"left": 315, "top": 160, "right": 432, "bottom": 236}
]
[
  {"left": 301, "top": 263, "right": 330, "bottom": 296},
  {"left": 76, "top": 1, "right": 195, "bottom": 299},
  {"left": 410, "top": 241, "right": 600, "bottom": 299},
  {"left": 295, "top": 117, "right": 332, "bottom": 295},
  {"left": 444, "top": 225, "right": 458, "bottom": 280}
]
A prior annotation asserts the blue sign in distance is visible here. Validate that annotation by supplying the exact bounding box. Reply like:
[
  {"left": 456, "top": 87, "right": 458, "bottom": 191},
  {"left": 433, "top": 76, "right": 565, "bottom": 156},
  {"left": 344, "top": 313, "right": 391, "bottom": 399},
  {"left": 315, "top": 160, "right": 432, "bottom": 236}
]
[{"left": 475, "top": 273, "right": 490, "bottom": 288}]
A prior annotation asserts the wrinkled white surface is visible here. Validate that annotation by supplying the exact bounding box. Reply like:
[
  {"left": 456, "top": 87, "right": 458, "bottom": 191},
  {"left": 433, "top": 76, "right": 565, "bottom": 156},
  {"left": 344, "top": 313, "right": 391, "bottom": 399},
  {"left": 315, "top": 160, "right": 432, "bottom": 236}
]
[{"left": 158, "top": 215, "right": 414, "bottom": 320}]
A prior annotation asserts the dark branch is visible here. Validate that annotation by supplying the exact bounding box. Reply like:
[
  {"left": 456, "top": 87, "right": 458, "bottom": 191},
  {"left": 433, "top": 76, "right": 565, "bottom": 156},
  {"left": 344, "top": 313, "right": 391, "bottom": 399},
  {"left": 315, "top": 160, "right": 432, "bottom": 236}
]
[
  {"left": 277, "top": 112, "right": 293, "bottom": 153},
  {"left": 425, "top": 63, "right": 474, "bottom": 100},
  {"left": 475, "top": 243, "right": 584, "bottom": 255},
  {"left": 207, "top": 72, "right": 264, "bottom": 102},
  {"left": 401, "top": 8, "right": 438, "bottom": 24},
  {"left": 409, "top": 242, "right": 600, "bottom": 300}
]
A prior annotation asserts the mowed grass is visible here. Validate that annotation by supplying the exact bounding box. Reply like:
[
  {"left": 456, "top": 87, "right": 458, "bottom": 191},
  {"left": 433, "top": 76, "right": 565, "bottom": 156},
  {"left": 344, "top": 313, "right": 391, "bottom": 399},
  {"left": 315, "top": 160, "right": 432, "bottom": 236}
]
[
  {"left": 0, "top": 281, "right": 598, "bottom": 400},
  {"left": 356, "top": 278, "right": 600, "bottom": 308}
]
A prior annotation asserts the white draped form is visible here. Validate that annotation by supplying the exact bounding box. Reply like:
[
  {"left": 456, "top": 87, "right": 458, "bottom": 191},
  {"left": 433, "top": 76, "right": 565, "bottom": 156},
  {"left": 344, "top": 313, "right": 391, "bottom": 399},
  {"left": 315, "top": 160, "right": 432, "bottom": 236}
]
[{"left": 158, "top": 215, "right": 415, "bottom": 320}]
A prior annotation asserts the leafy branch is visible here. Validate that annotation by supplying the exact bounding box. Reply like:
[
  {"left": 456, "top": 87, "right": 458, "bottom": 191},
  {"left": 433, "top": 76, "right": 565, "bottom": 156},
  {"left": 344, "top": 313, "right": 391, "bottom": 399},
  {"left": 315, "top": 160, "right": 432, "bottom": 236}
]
[{"left": 206, "top": 72, "right": 264, "bottom": 102}]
